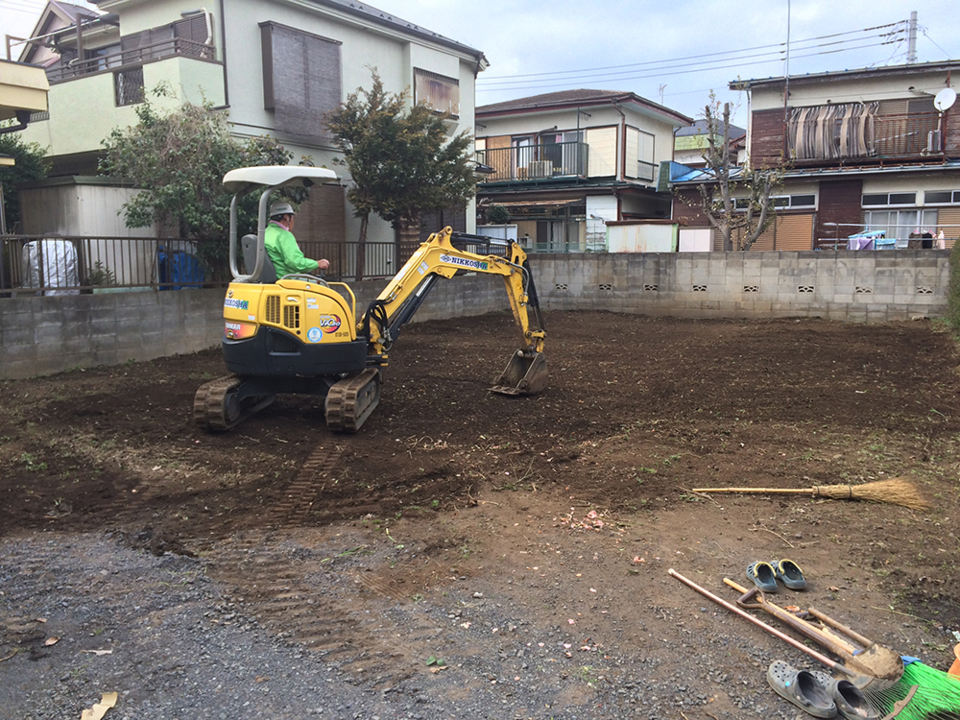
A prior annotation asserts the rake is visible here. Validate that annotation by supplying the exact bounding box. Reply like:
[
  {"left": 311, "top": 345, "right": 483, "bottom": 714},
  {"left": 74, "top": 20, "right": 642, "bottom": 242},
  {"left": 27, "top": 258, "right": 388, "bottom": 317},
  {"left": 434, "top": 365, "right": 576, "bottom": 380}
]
[{"left": 691, "top": 477, "right": 929, "bottom": 511}]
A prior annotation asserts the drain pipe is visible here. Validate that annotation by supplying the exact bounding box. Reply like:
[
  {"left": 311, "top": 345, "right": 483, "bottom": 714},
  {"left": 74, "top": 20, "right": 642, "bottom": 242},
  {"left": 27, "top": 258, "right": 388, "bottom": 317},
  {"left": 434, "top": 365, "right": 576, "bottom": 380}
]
[{"left": 612, "top": 99, "right": 626, "bottom": 220}]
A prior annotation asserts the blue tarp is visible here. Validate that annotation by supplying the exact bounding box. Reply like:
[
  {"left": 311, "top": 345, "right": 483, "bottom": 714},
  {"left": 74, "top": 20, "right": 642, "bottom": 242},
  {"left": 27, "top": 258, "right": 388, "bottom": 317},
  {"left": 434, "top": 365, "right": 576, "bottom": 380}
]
[{"left": 158, "top": 247, "right": 205, "bottom": 290}]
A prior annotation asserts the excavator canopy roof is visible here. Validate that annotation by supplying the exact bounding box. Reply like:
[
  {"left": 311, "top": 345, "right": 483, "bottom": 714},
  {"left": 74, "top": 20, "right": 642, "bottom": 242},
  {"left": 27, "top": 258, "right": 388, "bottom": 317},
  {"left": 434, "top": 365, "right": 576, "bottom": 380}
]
[{"left": 223, "top": 166, "right": 338, "bottom": 195}]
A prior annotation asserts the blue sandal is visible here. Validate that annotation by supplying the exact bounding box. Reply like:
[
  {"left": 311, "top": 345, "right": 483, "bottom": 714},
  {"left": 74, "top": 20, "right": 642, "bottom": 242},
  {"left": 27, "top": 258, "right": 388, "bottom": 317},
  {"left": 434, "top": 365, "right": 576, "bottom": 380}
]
[
  {"left": 772, "top": 558, "right": 807, "bottom": 590},
  {"left": 746, "top": 561, "right": 779, "bottom": 593}
]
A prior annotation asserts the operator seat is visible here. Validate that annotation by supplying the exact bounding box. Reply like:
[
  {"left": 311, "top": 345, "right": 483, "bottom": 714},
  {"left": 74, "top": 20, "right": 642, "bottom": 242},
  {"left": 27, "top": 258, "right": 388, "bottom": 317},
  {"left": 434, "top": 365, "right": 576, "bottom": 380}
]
[{"left": 240, "top": 233, "right": 277, "bottom": 283}]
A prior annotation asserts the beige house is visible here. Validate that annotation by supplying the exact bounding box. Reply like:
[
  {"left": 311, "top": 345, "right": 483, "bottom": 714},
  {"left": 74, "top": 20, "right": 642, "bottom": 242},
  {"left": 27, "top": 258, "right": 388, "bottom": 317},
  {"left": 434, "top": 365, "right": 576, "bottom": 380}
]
[
  {"left": 12, "top": 0, "right": 487, "bottom": 246},
  {"left": 475, "top": 89, "right": 690, "bottom": 252}
]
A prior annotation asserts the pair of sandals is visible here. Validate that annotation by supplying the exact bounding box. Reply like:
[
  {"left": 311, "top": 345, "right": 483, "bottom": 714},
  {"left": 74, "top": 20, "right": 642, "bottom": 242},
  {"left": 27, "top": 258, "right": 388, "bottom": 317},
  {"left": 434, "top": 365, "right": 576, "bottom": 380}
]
[
  {"left": 746, "top": 559, "right": 807, "bottom": 592},
  {"left": 767, "top": 661, "right": 880, "bottom": 719}
]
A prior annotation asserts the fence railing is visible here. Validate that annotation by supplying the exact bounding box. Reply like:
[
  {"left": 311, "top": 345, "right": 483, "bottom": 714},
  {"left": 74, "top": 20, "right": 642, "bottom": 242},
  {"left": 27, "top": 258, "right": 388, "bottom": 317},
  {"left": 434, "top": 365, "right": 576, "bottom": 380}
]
[
  {"left": 45, "top": 38, "right": 215, "bottom": 84},
  {"left": 873, "top": 112, "right": 942, "bottom": 157},
  {"left": 0, "top": 235, "right": 400, "bottom": 297},
  {"left": 815, "top": 222, "right": 960, "bottom": 251},
  {"left": 477, "top": 142, "right": 588, "bottom": 183},
  {"left": 636, "top": 160, "right": 658, "bottom": 182}
]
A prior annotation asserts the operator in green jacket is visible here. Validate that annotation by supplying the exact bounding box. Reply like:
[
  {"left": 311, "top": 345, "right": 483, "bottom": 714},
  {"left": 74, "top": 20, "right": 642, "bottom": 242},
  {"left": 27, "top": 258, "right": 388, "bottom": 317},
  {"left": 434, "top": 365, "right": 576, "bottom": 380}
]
[{"left": 264, "top": 201, "right": 330, "bottom": 278}]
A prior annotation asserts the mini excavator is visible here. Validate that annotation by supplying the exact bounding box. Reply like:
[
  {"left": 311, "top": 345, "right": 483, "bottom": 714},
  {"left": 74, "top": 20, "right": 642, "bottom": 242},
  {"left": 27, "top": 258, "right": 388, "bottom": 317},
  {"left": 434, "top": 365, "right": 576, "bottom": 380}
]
[{"left": 194, "top": 165, "right": 547, "bottom": 433}]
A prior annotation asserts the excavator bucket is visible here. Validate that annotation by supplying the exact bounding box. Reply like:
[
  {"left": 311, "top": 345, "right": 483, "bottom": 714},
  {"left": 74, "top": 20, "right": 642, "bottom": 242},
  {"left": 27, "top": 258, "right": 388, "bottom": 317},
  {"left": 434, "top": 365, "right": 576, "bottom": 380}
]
[{"left": 490, "top": 350, "right": 547, "bottom": 396}]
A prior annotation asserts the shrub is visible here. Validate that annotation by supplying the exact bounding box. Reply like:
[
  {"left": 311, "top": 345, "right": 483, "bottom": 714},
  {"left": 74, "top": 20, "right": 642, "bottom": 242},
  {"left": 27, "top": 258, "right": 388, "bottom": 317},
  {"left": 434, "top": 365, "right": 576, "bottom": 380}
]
[
  {"left": 485, "top": 204, "right": 510, "bottom": 225},
  {"left": 947, "top": 240, "right": 960, "bottom": 335}
]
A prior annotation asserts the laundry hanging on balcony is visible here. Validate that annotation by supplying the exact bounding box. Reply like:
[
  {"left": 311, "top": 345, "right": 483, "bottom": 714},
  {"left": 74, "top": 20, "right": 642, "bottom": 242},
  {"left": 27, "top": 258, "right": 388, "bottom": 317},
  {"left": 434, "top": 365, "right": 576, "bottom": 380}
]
[{"left": 788, "top": 102, "right": 879, "bottom": 160}]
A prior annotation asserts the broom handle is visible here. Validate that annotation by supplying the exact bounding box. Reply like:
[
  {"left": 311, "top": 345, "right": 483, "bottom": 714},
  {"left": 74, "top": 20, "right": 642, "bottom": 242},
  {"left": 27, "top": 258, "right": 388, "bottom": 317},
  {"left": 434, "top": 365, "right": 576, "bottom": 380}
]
[
  {"left": 669, "top": 569, "right": 856, "bottom": 676},
  {"left": 722, "top": 579, "right": 859, "bottom": 655},
  {"left": 691, "top": 487, "right": 816, "bottom": 495},
  {"left": 806, "top": 607, "right": 875, "bottom": 648}
]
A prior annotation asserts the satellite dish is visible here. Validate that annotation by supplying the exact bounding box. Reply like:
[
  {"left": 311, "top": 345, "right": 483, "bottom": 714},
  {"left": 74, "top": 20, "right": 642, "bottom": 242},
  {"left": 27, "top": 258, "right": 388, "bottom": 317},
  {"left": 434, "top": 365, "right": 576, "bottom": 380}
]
[{"left": 934, "top": 88, "right": 957, "bottom": 112}]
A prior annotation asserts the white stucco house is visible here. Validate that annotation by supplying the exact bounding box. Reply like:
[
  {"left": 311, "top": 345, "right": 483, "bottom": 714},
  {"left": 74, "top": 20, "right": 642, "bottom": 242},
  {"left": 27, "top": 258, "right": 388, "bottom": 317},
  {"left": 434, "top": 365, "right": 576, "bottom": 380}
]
[{"left": 12, "top": 0, "right": 487, "bottom": 247}]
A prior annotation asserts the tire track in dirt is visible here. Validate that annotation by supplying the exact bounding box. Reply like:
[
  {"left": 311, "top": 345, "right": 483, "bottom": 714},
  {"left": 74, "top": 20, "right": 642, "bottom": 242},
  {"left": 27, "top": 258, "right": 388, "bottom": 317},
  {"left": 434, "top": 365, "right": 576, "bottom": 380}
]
[
  {"left": 265, "top": 441, "right": 346, "bottom": 527},
  {"left": 199, "top": 441, "right": 413, "bottom": 686}
]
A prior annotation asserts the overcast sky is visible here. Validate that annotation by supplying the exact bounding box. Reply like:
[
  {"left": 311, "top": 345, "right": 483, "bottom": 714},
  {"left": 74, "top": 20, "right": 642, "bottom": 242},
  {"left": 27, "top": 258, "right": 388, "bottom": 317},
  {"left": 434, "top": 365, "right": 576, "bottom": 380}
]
[{"left": 5, "top": 0, "right": 959, "bottom": 127}]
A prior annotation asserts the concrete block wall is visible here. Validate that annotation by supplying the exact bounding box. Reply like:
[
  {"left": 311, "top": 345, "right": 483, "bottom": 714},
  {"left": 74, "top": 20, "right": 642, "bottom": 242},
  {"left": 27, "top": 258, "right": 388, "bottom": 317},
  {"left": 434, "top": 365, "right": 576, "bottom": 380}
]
[
  {"left": 0, "top": 290, "right": 226, "bottom": 380},
  {"left": 0, "top": 250, "right": 951, "bottom": 380},
  {"left": 534, "top": 250, "right": 950, "bottom": 322}
]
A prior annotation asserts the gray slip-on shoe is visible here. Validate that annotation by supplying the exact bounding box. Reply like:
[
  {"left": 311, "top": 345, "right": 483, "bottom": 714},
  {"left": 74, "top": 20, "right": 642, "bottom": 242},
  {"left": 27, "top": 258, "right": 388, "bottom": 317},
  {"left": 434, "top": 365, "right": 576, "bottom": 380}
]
[{"left": 767, "top": 660, "right": 837, "bottom": 718}]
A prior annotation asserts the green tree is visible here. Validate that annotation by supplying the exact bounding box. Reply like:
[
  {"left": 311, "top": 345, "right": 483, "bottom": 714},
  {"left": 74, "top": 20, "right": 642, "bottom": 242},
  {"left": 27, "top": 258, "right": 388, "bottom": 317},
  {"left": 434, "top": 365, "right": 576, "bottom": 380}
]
[
  {"left": 100, "top": 87, "right": 295, "bottom": 277},
  {"left": 326, "top": 70, "right": 476, "bottom": 279},
  {"left": 696, "top": 99, "right": 784, "bottom": 251},
  {"left": 0, "top": 132, "right": 50, "bottom": 232}
]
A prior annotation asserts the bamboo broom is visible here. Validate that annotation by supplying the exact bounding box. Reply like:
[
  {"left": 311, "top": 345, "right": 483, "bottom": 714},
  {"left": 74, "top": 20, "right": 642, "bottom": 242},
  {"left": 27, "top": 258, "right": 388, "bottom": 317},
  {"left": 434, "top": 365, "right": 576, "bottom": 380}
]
[{"left": 691, "top": 478, "right": 929, "bottom": 511}]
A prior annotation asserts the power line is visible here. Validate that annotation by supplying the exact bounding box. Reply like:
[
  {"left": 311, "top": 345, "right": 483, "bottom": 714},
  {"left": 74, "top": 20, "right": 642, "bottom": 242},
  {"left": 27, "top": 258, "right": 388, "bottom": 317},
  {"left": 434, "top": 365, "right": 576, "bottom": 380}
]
[
  {"left": 477, "top": 38, "right": 900, "bottom": 93},
  {"left": 480, "top": 30, "right": 902, "bottom": 90},
  {"left": 478, "top": 21, "right": 905, "bottom": 84}
]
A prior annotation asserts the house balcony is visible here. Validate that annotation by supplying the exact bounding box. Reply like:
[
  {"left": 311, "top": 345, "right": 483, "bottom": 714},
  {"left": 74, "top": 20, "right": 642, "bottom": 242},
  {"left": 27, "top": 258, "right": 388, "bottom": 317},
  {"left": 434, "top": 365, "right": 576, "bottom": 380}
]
[
  {"left": 770, "top": 108, "right": 952, "bottom": 166},
  {"left": 18, "top": 41, "right": 224, "bottom": 162},
  {"left": 477, "top": 141, "right": 588, "bottom": 183},
  {"left": 44, "top": 38, "right": 216, "bottom": 85}
]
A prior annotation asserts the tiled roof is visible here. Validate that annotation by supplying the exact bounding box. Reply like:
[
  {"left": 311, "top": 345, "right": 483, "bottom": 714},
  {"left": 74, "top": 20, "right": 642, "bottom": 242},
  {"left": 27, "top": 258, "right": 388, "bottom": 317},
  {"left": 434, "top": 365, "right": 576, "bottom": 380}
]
[
  {"left": 477, "top": 89, "right": 692, "bottom": 124},
  {"left": 478, "top": 89, "right": 626, "bottom": 114},
  {"left": 308, "top": 0, "right": 485, "bottom": 62}
]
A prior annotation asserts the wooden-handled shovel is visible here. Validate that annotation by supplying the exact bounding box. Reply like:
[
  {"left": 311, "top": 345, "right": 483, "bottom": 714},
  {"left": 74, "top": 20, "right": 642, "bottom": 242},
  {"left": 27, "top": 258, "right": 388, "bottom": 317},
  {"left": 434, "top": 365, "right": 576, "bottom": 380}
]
[{"left": 723, "top": 578, "right": 903, "bottom": 681}]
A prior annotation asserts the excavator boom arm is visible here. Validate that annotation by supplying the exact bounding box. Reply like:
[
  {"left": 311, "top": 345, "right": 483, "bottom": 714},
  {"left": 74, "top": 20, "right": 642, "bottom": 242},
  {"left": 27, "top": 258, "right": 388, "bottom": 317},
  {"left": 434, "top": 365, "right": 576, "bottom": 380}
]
[{"left": 361, "top": 227, "right": 545, "bottom": 357}]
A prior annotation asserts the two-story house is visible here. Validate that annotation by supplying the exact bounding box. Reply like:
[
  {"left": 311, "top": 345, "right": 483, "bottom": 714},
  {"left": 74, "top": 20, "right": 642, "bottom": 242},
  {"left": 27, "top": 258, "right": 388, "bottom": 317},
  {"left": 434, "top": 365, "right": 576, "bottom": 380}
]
[
  {"left": 12, "top": 0, "right": 487, "bottom": 248},
  {"left": 474, "top": 89, "right": 691, "bottom": 252},
  {"left": 673, "top": 118, "right": 745, "bottom": 168},
  {"left": 672, "top": 60, "right": 960, "bottom": 251}
]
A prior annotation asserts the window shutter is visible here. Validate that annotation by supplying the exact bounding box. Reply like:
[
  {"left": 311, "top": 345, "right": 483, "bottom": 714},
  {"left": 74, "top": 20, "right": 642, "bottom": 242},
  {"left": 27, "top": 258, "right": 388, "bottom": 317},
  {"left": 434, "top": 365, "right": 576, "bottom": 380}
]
[{"left": 261, "top": 22, "right": 342, "bottom": 145}]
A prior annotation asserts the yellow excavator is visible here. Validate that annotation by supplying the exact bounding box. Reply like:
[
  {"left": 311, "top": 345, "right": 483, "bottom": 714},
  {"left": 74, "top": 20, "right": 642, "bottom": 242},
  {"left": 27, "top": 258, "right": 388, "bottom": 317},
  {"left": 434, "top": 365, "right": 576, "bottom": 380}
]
[{"left": 194, "top": 165, "right": 547, "bottom": 433}]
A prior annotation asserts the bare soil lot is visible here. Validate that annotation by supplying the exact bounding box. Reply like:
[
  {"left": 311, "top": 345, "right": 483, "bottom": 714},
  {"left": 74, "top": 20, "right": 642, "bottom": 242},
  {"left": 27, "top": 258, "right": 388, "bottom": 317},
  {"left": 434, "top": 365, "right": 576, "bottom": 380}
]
[{"left": 1, "top": 310, "right": 959, "bottom": 719}]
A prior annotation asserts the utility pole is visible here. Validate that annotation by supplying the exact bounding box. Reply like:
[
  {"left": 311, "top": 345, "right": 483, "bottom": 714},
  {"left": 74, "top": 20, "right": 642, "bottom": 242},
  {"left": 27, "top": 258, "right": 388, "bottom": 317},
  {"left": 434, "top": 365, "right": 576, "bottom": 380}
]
[{"left": 907, "top": 11, "right": 918, "bottom": 64}]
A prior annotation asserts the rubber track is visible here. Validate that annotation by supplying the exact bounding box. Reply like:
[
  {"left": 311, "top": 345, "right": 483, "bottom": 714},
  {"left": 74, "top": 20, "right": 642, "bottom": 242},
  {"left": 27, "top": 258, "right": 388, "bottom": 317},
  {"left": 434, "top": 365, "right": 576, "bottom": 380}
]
[
  {"left": 194, "top": 375, "right": 273, "bottom": 432},
  {"left": 325, "top": 368, "right": 380, "bottom": 433}
]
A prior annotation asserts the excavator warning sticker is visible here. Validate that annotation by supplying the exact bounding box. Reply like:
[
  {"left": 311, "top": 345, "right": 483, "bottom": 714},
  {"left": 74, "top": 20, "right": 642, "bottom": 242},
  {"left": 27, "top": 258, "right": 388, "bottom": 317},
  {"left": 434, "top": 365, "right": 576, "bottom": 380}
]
[{"left": 440, "top": 254, "right": 488, "bottom": 271}]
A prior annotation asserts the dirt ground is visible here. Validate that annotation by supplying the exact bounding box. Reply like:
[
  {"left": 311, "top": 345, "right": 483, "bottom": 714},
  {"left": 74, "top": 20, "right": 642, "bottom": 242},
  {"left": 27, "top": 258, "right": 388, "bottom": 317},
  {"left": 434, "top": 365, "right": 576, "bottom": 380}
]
[{"left": 2, "top": 310, "right": 960, "bottom": 718}]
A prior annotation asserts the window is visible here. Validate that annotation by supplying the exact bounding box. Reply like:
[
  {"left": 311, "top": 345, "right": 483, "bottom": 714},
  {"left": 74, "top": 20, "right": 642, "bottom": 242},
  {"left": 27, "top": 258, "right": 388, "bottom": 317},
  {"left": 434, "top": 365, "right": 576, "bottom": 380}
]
[
  {"left": 114, "top": 67, "right": 145, "bottom": 106},
  {"left": 735, "top": 194, "right": 816, "bottom": 210},
  {"left": 414, "top": 69, "right": 459, "bottom": 118},
  {"left": 863, "top": 209, "right": 938, "bottom": 240},
  {"left": 862, "top": 192, "right": 917, "bottom": 207},
  {"left": 925, "top": 190, "right": 960, "bottom": 205},
  {"left": 260, "top": 22, "right": 342, "bottom": 145},
  {"left": 88, "top": 44, "right": 122, "bottom": 71}
]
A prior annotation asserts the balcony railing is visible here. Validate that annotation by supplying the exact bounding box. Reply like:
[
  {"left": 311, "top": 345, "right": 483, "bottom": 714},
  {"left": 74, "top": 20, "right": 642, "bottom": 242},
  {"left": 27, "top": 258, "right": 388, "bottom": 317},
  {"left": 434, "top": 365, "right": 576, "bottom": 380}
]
[
  {"left": 45, "top": 38, "right": 215, "bottom": 84},
  {"left": 477, "top": 141, "right": 588, "bottom": 183},
  {"left": 873, "top": 111, "right": 942, "bottom": 157},
  {"left": 636, "top": 160, "right": 657, "bottom": 182},
  {"left": 0, "top": 235, "right": 399, "bottom": 296}
]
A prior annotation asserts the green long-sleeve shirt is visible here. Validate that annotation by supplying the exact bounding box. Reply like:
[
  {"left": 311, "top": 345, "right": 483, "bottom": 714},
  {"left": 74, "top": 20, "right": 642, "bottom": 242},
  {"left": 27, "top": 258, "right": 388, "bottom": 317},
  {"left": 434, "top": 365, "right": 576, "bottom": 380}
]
[{"left": 264, "top": 222, "right": 318, "bottom": 278}]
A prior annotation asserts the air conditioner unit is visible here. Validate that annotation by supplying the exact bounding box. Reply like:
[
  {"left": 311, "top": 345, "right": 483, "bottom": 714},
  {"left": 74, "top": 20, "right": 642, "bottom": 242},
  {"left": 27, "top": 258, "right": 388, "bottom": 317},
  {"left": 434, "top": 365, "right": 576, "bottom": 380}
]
[
  {"left": 527, "top": 160, "right": 554, "bottom": 178},
  {"left": 927, "top": 130, "right": 942, "bottom": 153}
]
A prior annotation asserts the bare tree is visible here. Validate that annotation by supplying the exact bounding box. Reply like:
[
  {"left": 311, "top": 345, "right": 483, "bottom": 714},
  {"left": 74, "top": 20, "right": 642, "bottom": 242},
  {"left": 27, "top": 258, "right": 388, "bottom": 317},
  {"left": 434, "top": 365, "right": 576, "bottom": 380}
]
[{"left": 698, "top": 100, "right": 783, "bottom": 251}]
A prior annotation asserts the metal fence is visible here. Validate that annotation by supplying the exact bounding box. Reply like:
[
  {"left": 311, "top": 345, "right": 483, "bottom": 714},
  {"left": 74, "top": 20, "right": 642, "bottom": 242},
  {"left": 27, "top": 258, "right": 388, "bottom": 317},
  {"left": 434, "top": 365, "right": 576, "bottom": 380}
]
[
  {"left": 816, "top": 222, "right": 960, "bottom": 251},
  {"left": 45, "top": 38, "right": 215, "bottom": 84},
  {"left": 476, "top": 142, "right": 589, "bottom": 183},
  {"left": 0, "top": 235, "right": 400, "bottom": 297}
]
